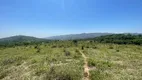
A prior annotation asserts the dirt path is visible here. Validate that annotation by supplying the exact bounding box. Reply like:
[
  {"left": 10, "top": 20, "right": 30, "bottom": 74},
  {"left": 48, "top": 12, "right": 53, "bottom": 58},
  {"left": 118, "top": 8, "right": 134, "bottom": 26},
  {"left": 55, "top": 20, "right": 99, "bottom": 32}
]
[{"left": 79, "top": 50, "right": 90, "bottom": 80}]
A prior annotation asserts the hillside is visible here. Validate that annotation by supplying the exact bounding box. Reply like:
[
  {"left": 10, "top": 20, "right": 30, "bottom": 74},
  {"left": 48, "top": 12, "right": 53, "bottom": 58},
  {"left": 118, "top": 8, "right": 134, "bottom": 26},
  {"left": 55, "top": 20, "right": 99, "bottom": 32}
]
[
  {"left": 0, "top": 35, "right": 49, "bottom": 47},
  {"left": 90, "top": 34, "right": 142, "bottom": 45},
  {"left": 46, "top": 33, "right": 112, "bottom": 40},
  {"left": 0, "top": 35, "right": 41, "bottom": 42}
]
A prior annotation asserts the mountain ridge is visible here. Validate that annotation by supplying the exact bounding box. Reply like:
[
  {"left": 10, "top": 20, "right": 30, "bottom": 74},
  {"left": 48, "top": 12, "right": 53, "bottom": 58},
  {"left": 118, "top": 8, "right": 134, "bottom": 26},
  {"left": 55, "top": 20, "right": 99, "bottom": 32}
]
[{"left": 46, "top": 33, "right": 113, "bottom": 40}]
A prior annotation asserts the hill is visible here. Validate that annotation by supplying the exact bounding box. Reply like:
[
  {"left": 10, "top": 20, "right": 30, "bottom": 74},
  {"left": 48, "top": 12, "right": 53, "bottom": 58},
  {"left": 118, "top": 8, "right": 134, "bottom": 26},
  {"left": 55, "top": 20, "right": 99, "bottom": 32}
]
[
  {"left": 0, "top": 35, "right": 49, "bottom": 47},
  {"left": 0, "top": 35, "right": 42, "bottom": 42},
  {"left": 89, "top": 34, "right": 142, "bottom": 45},
  {"left": 46, "top": 33, "right": 112, "bottom": 40}
]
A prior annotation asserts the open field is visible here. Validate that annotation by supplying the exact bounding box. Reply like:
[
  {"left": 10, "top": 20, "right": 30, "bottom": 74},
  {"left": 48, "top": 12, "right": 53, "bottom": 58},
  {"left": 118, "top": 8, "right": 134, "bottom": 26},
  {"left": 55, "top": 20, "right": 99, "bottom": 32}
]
[{"left": 0, "top": 41, "right": 142, "bottom": 80}]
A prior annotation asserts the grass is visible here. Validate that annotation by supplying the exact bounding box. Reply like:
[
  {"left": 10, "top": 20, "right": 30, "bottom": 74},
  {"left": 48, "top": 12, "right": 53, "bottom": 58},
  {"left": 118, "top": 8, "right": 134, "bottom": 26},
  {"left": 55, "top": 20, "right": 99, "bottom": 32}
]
[
  {"left": 85, "top": 44, "right": 142, "bottom": 80},
  {"left": 0, "top": 41, "right": 142, "bottom": 80}
]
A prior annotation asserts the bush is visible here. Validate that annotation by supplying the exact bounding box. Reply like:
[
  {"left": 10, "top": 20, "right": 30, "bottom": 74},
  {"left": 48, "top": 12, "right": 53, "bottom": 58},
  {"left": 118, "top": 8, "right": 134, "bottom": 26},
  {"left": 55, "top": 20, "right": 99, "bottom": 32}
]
[
  {"left": 93, "top": 46, "right": 97, "bottom": 49},
  {"left": 109, "top": 46, "right": 113, "bottom": 49},
  {"left": 64, "top": 51, "right": 71, "bottom": 56},
  {"left": 88, "top": 58, "right": 96, "bottom": 67},
  {"left": 116, "top": 49, "right": 119, "bottom": 52},
  {"left": 51, "top": 45, "right": 57, "bottom": 48},
  {"left": 36, "top": 48, "right": 40, "bottom": 53},
  {"left": 86, "top": 46, "right": 89, "bottom": 48},
  {"left": 81, "top": 46, "right": 84, "bottom": 50}
]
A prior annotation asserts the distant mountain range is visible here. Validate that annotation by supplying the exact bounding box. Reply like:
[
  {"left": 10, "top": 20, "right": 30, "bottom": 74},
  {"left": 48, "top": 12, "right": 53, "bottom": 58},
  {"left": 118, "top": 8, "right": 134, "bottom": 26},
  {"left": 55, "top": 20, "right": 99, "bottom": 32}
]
[
  {"left": 0, "top": 33, "right": 141, "bottom": 42},
  {"left": 46, "top": 33, "right": 113, "bottom": 40}
]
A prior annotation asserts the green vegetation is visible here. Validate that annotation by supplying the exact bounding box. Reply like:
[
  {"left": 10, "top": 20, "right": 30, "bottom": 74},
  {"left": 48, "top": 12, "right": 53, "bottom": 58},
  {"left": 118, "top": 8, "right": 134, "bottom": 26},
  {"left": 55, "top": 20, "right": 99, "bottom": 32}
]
[
  {"left": 0, "top": 34, "right": 142, "bottom": 80},
  {"left": 85, "top": 44, "right": 142, "bottom": 80},
  {"left": 0, "top": 41, "right": 84, "bottom": 80},
  {"left": 92, "top": 34, "right": 142, "bottom": 45},
  {"left": 0, "top": 35, "right": 51, "bottom": 47}
]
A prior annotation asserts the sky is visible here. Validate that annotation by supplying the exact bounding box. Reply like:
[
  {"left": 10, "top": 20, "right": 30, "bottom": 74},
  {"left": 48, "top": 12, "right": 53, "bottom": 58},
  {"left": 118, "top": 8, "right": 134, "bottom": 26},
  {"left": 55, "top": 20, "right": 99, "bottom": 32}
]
[{"left": 0, "top": 0, "right": 142, "bottom": 38}]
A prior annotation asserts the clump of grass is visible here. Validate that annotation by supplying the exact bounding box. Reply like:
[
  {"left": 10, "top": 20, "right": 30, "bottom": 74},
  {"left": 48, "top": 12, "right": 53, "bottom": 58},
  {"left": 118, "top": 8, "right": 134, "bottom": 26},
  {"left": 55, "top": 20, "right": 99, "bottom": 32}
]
[
  {"left": 88, "top": 58, "right": 113, "bottom": 69},
  {"left": 98, "top": 61, "right": 113, "bottom": 68},
  {"left": 0, "top": 71, "right": 9, "bottom": 79},
  {"left": 51, "top": 45, "right": 57, "bottom": 48},
  {"left": 93, "top": 46, "right": 97, "bottom": 49},
  {"left": 36, "top": 48, "right": 40, "bottom": 53},
  {"left": 109, "top": 46, "right": 113, "bottom": 49},
  {"left": 34, "top": 45, "right": 38, "bottom": 49},
  {"left": 34, "top": 66, "right": 49, "bottom": 76},
  {"left": 30, "top": 59, "right": 38, "bottom": 64},
  {"left": 75, "top": 49, "right": 79, "bottom": 53},
  {"left": 1, "top": 56, "right": 24, "bottom": 66},
  {"left": 1, "top": 58, "right": 15, "bottom": 65},
  {"left": 116, "top": 49, "right": 119, "bottom": 52},
  {"left": 81, "top": 46, "right": 84, "bottom": 50},
  {"left": 86, "top": 46, "right": 89, "bottom": 48},
  {"left": 59, "top": 45, "right": 64, "bottom": 48},
  {"left": 64, "top": 50, "right": 71, "bottom": 56},
  {"left": 90, "top": 70, "right": 111, "bottom": 80},
  {"left": 88, "top": 58, "right": 96, "bottom": 67},
  {"left": 73, "top": 49, "right": 81, "bottom": 59},
  {"left": 34, "top": 45, "right": 41, "bottom": 53}
]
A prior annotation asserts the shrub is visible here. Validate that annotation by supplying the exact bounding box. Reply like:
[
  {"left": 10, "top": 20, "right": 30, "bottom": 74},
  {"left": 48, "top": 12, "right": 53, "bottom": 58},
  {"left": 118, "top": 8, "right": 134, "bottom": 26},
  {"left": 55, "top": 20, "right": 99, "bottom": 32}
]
[
  {"left": 116, "top": 49, "right": 119, "bottom": 52},
  {"left": 109, "top": 46, "right": 113, "bottom": 49},
  {"left": 86, "top": 46, "right": 89, "bottom": 48},
  {"left": 93, "top": 46, "right": 97, "bottom": 49},
  {"left": 88, "top": 58, "right": 96, "bottom": 67},
  {"left": 64, "top": 51, "right": 71, "bottom": 56},
  {"left": 36, "top": 48, "right": 40, "bottom": 53},
  {"left": 81, "top": 46, "right": 84, "bottom": 50},
  {"left": 51, "top": 45, "right": 57, "bottom": 48}
]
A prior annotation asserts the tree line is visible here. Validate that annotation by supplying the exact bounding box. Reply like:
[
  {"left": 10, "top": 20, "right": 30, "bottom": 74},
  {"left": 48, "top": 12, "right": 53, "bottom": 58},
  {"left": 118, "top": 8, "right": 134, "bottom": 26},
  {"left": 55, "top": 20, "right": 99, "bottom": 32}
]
[{"left": 91, "top": 34, "right": 142, "bottom": 45}]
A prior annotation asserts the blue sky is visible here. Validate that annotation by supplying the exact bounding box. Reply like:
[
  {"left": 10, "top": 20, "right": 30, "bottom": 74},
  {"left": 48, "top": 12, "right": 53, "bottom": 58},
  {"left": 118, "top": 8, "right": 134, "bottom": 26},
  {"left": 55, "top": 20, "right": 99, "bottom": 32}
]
[{"left": 0, "top": 0, "right": 142, "bottom": 38}]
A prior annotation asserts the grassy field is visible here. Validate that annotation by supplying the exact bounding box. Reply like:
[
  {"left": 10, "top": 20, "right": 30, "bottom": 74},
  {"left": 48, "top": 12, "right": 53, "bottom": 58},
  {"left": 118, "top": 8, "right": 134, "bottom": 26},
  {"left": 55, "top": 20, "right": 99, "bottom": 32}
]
[{"left": 0, "top": 41, "right": 142, "bottom": 80}]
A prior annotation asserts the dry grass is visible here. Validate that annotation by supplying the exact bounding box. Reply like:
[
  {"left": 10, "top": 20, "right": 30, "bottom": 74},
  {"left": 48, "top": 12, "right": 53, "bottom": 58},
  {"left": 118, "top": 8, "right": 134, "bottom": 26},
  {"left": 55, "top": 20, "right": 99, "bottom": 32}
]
[{"left": 0, "top": 41, "right": 142, "bottom": 80}]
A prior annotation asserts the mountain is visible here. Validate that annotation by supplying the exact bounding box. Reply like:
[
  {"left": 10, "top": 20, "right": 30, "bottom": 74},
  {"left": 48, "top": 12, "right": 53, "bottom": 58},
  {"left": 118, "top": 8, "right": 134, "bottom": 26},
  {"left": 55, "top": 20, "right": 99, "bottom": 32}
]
[{"left": 46, "top": 33, "right": 113, "bottom": 40}]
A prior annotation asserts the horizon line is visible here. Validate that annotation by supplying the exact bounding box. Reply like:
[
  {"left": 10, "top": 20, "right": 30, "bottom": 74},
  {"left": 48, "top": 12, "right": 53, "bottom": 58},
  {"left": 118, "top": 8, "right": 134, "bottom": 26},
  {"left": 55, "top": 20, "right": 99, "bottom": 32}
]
[{"left": 0, "top": 32, "right": 142, "bottom": 39}]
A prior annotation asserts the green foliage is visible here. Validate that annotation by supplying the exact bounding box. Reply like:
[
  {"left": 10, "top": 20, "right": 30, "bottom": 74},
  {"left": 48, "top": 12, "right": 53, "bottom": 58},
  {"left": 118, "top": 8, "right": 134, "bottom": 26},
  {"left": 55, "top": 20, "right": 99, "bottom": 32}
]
[
  {"left": 0, "top": 36, "right": 51, "bottom": 48},
  {"left": 92, "top": 34, "right": 142, "bottom": 45}
]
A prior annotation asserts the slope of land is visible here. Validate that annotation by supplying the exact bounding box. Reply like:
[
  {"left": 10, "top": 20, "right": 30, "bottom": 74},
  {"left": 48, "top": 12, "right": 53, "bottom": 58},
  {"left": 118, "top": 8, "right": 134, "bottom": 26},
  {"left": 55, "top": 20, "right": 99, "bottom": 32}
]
[
  {"left": 0, "top": 35, "right": 41, "bottom": 42},
  {"left": 0, "top": 40, "right": 142, "bottom": 80},
  {"left": 81, "top": 34, "right": 142, "bottom": 45},
  {"left": 0, "top": 35, "right": 50, "bottom": 47}
]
